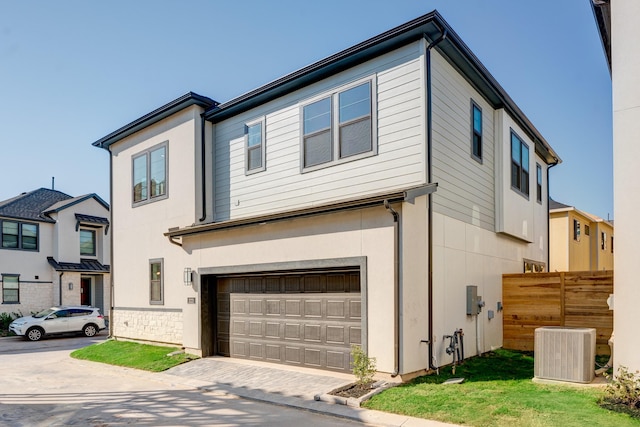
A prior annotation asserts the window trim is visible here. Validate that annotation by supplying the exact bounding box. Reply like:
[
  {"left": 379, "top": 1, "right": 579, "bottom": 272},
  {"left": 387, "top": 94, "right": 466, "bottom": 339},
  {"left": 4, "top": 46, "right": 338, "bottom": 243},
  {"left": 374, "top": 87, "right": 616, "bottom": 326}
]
[
  {"left": 536, "top": 163, "right": 543, "bottom": 204},
  {"left": 300, "top": 76, "right": 377, "bottom": 173},
  {"left": 510, "top": 129, "right": 530, "bottom": 199},
  {"left": 132, "top": 141, "right": 169, "bottom": 207},
  {"left": 2, "top": 274, "right": 20, "bottom": 304},
  {"left": 573, "top": 219, "right": 581, "bottom": 242},
  {"left": 470, "top": 100, "right": 483, "bottom": 163},
  {"left": 149, "top": 258, "right": 164, "bottom": 305},
  {"left": 1, "top": 220, "right": 39, "bottom": 251},
  {"left": 79, "top": 229, "right": 97, "bottom": 257},
  {"left": 245, "top": 117, "right": 266, "bottom": 175}
]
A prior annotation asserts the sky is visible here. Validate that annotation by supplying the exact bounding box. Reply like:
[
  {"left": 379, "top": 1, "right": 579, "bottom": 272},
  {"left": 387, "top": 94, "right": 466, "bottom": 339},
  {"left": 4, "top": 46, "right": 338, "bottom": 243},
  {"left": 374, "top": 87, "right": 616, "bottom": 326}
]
[{"left": 0, "top": 1, "right": 613, "bottom": 219}]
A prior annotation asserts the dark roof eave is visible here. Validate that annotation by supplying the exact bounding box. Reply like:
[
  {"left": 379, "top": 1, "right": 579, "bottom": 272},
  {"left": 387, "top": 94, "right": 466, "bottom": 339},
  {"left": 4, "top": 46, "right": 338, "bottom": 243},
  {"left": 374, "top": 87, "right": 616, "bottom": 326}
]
[
  {"left": 204, "top": 10, "right": 559, "bottom": 165},
  {"left": 166, "top": 183, "right": 438, "bottom": 239},
  {"left": 92, "top": 92, "right": 219, "bottom": 150},
  {"left": 591, "top": 0, "right": 612, "bottom": 73}
]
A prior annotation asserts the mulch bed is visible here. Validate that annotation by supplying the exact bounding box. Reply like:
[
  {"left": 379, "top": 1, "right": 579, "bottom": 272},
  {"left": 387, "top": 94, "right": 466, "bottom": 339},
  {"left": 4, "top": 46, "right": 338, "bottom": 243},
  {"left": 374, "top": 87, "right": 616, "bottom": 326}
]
[{"left": 329, "top": 382, "right": 375, "bottom": 399}]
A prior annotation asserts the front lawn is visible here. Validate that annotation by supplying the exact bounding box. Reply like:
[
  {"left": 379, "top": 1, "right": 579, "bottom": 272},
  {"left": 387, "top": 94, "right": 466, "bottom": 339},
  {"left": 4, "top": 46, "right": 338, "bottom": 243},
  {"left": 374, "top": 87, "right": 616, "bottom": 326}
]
[
  {"left": 71, "top": 339, "right": 198, "bottom": 372},
  {"left": 363, "top": 349, "right": 639, "bottom": 427}
]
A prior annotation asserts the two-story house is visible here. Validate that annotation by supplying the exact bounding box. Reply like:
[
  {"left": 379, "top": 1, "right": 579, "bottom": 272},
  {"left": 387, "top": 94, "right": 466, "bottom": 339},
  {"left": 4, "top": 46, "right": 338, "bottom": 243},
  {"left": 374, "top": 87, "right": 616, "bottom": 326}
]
[
  {"left": 0, "top": 188, "right": 110, "bottom": 317},
  {"left": 549, "top": 199, "right": 613, "bottom": 272},
  {"left": 94, "top": 11, "right": 560, "bottom": 378}
]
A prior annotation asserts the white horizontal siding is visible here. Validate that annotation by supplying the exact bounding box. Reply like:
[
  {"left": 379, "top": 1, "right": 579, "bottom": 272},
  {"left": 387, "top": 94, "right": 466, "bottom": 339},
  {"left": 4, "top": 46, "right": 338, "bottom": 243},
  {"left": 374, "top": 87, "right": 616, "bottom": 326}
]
[
  {"left": 430, "top": 50, "right": 495, "bottom": 232},
  {"left": 214, "top": 42, "right": 426, "bottom": 221}
]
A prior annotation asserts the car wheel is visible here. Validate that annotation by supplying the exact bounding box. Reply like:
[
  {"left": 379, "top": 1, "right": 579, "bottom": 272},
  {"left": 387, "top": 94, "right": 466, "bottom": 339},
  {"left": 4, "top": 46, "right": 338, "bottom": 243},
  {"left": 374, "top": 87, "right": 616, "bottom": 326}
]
[
  {"left": 26, "top": 327, "right": 44, "bottom": 341},
  {"left": 83, "top": 324, "right": 98, "bottom": 337}
]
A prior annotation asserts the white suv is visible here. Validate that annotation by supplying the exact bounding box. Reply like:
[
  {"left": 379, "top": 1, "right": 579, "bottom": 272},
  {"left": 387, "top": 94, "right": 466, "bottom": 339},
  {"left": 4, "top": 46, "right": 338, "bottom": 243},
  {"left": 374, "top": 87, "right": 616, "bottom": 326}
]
[{"left": 9, "top": 306, "right": 106, "bottom": 341}]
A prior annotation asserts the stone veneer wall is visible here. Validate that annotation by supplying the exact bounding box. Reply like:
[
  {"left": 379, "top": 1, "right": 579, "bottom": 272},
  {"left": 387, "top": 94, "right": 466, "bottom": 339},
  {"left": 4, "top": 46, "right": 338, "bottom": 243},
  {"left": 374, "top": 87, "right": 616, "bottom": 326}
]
[
  {"left": 0, "top": 282, "right": 55, "bottom": 317},
  {"left": 112, "top": 308, "right": 183, "bottom": 345}
]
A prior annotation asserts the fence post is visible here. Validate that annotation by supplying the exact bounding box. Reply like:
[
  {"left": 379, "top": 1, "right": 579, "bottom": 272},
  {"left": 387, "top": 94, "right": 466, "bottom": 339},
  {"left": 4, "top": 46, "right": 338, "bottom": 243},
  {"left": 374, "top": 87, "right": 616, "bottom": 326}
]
[{"left": 560, "top": 272, "right": 565, "bottom": 326}]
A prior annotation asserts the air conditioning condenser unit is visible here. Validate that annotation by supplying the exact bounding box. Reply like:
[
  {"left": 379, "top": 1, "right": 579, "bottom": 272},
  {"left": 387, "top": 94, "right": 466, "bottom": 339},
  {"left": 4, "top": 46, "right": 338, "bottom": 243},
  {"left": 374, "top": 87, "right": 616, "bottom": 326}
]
[{"left": 534, "top": 327, "right": 596, "bottom": 384}]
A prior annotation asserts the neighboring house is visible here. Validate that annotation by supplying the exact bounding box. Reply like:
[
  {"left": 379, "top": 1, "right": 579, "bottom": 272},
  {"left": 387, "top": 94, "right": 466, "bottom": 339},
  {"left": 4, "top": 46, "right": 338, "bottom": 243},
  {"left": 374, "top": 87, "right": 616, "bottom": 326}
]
[
  {"left": 592, "top": 0, "right": 640, "bottom": 372},
  {"left": 549, "top": 199, "right": 613, "bottom": 272},
  {"left": 0, "top": 188, "right": 111, "bottom": 317},
  {"left": 93, "top": 11, "right": 560, "bottom": 377}
]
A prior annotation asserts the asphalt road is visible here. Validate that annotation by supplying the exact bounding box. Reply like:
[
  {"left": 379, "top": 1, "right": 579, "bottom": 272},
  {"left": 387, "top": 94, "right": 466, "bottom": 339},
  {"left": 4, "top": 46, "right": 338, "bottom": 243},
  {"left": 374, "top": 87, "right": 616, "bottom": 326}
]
[{"left": 0, "top": 334, "right": 369, "bottom": 426}]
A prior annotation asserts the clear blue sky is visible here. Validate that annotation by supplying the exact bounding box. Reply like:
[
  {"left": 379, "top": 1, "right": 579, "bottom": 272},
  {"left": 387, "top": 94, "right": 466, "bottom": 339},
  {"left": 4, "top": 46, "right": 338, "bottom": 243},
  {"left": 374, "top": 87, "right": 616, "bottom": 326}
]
[{"left": 0, "top": 1, "right": 613, "bottom": 219}]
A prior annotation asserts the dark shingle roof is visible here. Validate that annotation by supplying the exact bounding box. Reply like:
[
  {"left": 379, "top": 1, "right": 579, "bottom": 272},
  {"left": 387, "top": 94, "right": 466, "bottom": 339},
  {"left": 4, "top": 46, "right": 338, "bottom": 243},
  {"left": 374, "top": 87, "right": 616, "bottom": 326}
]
[
  {"left": 0, "top": 188, "right": 73, "bottom": 222},
  {"left": 47, "top": 257, "right": 110, "bottom": 273},
  {"left": 549, "top": 199, "right": 572, "bottom": 210}
]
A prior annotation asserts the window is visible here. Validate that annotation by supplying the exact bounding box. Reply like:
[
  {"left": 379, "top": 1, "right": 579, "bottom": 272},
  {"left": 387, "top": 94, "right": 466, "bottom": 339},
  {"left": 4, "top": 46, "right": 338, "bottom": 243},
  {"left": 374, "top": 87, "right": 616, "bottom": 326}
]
[
  {"left": 1, "top": 220, "right": 38, "bottom": 251},
  {"left": 471, "top": 101, "right": 482, "bottom": 161},
  {"left": 510, "top": 131, "right": 529, "bottom": 196},
  {"left": 245, "top": 118, "right": 266, "bottom": 174},
  {"left": 302, "top": 79, "right": 375, "bottom": 170},
  {"left": 2, "top": 275, "right": 19, "bottom": 303},
  {"left": 524, "top": 260, "right": 546, "bottom": 273},
  {"left": 536, "top": 164, "right": 542, "bottom": 203},
  {"left": 601, "top": 232, "right": 607, "bottom": 250},
  {"left": 80, "top": 229, "right": 96, "bottom": 256},
  {"left": 573, "top": 219, "right": 581, "bottom": 241},
  {"left": 150, "top": 259, "right": 163, "bottom": 305},
  {"left": 611, "top": 235, "right": 614, "bottom": 253},
  {"left": 133, "top": 143, "right": 167, "bottom": 205},
  {"left": 585, "top": 224, "right": 590, "bottom": 236}
]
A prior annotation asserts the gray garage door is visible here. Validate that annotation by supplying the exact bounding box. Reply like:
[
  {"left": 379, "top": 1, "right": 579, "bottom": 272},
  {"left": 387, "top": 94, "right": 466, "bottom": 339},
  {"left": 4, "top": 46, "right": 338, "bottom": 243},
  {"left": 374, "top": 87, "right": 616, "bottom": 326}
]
[{"left": 216, "top": 271, "right": 361, "bottom": 373}]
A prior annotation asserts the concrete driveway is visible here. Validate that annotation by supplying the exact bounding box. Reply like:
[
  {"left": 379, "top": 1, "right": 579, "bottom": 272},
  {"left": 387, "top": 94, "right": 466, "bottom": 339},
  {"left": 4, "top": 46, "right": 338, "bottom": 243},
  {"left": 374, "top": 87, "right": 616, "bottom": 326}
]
[{"left": 0, "top": 335, "right": 367, "bottom": 426}]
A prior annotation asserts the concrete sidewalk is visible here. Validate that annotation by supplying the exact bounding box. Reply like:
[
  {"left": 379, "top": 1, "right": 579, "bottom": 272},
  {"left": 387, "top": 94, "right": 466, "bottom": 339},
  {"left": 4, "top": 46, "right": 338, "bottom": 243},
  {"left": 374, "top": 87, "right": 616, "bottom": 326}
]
[{"left": 160, "top": 356, "right": 459, "bottom": 427}]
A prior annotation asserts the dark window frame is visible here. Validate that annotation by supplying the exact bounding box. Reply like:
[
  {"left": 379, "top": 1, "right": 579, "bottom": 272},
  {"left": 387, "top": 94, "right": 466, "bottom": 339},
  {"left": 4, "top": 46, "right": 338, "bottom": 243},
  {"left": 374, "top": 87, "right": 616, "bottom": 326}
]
[
  {"left": 470, "top": 100, "right": 483, "bottom": 163},
  {"left": 1, "top": 220, "right": 39, "bottom": 251},
  {"left": 2, "top": 274, "right": 19, "bottom": 304},
  {"left": 510, "top": 130, "right": 530, "bottom": 198},
  {"left": 132, "top": 141, "right": 169, "bottom": 207},
  {"left": 300, "top": 77, "right": 377, "bottom": 172},
  {"left": 79, "top": 229, "right": 97, "bottom": 256},
  {"left": 149, "top": 258, "right": 164, "bottom": 305},
  {"left": 536, "top": 163, "right": 543, "bottom": 203},
  {"left": 573, "top": 219, "right": 581, "bottom": 241},
  {"left": 585, "top": 224, "right": 590, "bottom": 236},
  {"left": 601, "top": 232, "right": 607, "bottom": 250}
]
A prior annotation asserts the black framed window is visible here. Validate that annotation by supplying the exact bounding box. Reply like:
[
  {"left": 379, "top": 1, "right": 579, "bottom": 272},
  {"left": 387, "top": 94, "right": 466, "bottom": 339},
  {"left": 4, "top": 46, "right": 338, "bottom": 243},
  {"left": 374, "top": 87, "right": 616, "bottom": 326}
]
[
  {"left": 1, "top": 220, "right": 38, "bottom": 251},
  {"left": 585, "top": 224, "right": 590, "bottom": 236},
  {"left": 133, "top": 142, "right": 167, "bottom": 205},
  {"left": 150, "top": 259, "right": 164, "bottom": 305},
  {"left": 601, "top": 232, "right": 607, "bottom": 250},
  {"left": 471, "top": 101, "right": 482, "bottom": 161},
  {"left": 536, "top": 164, "right": 543, "bottom": 203},
  {"left": 2, "top": 274, "right": 19, "bottom": 303},
  {"left": 573, "top": 219, "right": 581, "bottom": 241},
  {"left": 80, "top": 229, "right": 96, "bottom": 256},
  {"left": 511, "top": 131, "right": 529, "bottom": 196}
]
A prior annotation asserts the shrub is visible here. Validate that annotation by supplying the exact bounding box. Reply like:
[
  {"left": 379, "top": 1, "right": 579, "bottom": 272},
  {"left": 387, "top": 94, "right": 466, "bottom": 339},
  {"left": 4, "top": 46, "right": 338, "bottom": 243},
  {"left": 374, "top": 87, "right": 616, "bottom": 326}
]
[
  {"left": 0, "top": 312, "right": 18, "bottom": 331},
  {"left": 351, "top": 344, "right": 376, "bottom": 385},
  {"left": 601, "top": 366, "right": 640, "bottom": 411}
]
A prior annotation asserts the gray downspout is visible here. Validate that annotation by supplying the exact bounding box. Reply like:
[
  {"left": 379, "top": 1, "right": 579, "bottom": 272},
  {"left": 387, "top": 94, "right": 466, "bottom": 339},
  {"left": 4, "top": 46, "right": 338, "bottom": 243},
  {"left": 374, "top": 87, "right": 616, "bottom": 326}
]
[
  {"left": 426, "top": 29, "right": 447, "bottom": 371},
  {"left": 384, "top": 200, "right": 400, "bottom": 377},
  {"left": 107, "top": 147, "right": 114, "bottom": 338},
  {"left": 58, "top": 272, "right": 63, "bottom": 306},
  {"left": 199, "top": 113, "right": 207, "bottom": 222}
]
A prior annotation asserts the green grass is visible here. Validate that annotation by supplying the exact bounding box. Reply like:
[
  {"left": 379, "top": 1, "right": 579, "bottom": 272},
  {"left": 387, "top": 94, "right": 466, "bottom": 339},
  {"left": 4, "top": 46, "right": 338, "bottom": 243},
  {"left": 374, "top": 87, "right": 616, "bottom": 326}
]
[
  {"left": 363, "top": 349, "right": 640, "bottom": 427},
  {"left": 71, "top": 339, "right": 198, "bottom": 372}
]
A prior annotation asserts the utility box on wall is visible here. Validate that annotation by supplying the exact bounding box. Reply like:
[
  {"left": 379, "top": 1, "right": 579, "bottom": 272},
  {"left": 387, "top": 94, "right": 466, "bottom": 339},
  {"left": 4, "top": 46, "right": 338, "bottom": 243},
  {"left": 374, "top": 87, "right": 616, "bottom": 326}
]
[{"left": 467, "top": 285, "right": 479, "bottom": 315}]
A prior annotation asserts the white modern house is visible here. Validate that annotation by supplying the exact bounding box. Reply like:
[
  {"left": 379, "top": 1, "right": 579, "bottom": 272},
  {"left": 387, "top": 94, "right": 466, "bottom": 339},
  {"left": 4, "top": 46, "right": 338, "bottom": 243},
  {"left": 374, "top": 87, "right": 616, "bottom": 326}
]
[
  {"left": 592, "top": 0, "right": 640, "bottom": 373},
  {"left": 94, "top": 11, "right": 560, "bottom": 378},
  {"left": 0, "top": 188, "right": 111, "bottom": 317}
]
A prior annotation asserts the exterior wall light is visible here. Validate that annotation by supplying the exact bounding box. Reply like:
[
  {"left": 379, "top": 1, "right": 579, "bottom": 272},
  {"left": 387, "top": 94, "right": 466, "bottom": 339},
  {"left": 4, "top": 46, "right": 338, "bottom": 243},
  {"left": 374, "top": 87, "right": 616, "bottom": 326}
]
[
  {"left": 68, "top": 282, "right": 73, "bottom": 290},
  {"left": 184, "top": 267, "right": 193, "bottom": 286}
]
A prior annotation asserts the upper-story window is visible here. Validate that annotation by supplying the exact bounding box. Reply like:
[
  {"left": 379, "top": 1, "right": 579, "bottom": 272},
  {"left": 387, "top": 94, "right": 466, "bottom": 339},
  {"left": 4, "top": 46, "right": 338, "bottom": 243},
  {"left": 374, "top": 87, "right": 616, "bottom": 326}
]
[
  {"left": 573, "top": 219, "right": 581, "bottom": 241},
  {"left": 536, "top": 164, "right": 542, "bottom": 203},
  {"left": 245, "top": 118, "right": 266, "bottom": 174},
  {"left": 601, "top": 232, "right": 607, "bottom": 250},
  {"left": 585, "top": 224, "right": 590, "bottom": 236},
  {"left": 301, "top": 78, "right": 375, "bottom": 171},
  {"left": 471, "top": 101, "right": 482, "bottom": 162},
  {"left": 132, "top": 142, "right": 167, "bottom": 206},
  {"left": 80, "top": 229, "right": 96, "bottom": 256},
  {"left": 1, "top": 220, "right": 38, "bottom": 251},
  {"left": 510, "top": 130, "right": 529, "bottom": 197}
]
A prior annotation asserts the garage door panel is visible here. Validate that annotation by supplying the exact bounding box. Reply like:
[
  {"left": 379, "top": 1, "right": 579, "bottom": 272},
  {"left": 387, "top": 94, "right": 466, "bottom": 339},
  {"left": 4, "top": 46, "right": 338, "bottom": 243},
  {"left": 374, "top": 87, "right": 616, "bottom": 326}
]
[{"left": 216, "top": 272, "right": 361, "bottom": 373}]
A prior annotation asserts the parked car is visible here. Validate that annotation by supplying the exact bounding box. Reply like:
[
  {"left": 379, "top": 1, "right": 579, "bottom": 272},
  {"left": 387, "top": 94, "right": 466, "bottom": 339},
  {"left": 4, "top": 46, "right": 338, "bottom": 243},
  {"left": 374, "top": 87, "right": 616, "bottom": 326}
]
[{"left": 9, "top": 306, "right": 106, "bottom": 341}]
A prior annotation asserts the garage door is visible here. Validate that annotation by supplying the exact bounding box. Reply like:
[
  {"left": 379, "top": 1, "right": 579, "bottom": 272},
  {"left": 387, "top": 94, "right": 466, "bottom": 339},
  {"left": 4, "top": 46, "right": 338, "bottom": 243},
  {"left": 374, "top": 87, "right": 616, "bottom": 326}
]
[{"left": 216, "top": 271, "right": 361, "bottom": 373}]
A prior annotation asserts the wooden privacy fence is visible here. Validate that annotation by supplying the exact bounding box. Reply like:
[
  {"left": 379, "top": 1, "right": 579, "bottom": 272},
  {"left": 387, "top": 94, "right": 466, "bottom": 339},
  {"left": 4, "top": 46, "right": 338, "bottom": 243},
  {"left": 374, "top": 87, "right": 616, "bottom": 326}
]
[{"left": 503, "top": 270, "right": 613, "bottom": 354}]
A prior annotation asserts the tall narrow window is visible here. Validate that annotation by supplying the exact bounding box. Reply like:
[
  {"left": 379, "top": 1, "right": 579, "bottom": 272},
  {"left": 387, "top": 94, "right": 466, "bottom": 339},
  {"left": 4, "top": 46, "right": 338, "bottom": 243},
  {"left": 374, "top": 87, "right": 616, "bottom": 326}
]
[
  {"left": 2, "top": 275, "right": 19, "bottom": 303},
  {"left": 301, "top": 78, "right": 375, "bottom": 170},
  {"left": 80, "top": 229, "right": 96, "bottom": 256},
  {"left": 245, "top": 119, "right": 266, "bottom": 173},
  {"left": 585, "top": 224, "right": 590, "bottom": 236},
  {"left": 511, "top": 131, "right": 529, "bottom": 196},
  {"left": 573, "top": 219, "right": 581, "bottom": 241},
  {"left": 536, "top": 164, "right": 543, "bottom": 203},
  {"left": 471, "top": 101, "right": 482, "bottom": 161},
  {"left": 611, "top": 236, "right": 614, "bottom": 253},
  {"left": 601, "top": 232, "right": 607, "bottom": 250},
  {"left": 132, "top": 143, "right": 167, "bottom": 205},
  {"left": 150, "top": 259, "right": 164, "bottom": 305}
]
